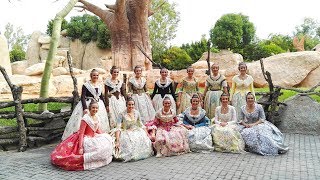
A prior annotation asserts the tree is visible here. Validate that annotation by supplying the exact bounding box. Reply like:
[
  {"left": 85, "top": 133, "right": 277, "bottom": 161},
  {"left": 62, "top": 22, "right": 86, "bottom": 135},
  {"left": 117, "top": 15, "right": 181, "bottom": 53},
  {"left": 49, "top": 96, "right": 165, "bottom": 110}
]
[
  {"left": 39, "top": 0, "right": 78, "bottom": 111},
  {"left": 181, "top": 35, "right": 215, "bottom": 62},
  {"left": 161, "top": 47, "right": 192, "bottom": 70},
  {"left": 294, "top": 17, "right": 320, "bottom": 50},
  {"left": 46, "top": 19, "right": 68, "bottom": 36},
  {"left": 3, "top": 23, "right": 29, "bottom": 50},
  {"left": 78, "top": 0, "right": 163, "bottom": 70},
  {"left": 209, "top": 13, "right": 255, "bottom": 51},
  {"left": 149, "top": 0, "right": 180, "bottom": 64},
  {"left": 9, "top": 45, "right": 26, "bottom": 62}
]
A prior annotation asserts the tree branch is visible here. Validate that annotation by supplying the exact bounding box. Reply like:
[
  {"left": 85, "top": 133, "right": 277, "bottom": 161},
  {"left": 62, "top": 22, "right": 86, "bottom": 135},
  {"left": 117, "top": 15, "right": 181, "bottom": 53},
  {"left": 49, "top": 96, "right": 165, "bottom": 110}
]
[{"left": 78, "top": 0, "right": 112, "bottom": 24}]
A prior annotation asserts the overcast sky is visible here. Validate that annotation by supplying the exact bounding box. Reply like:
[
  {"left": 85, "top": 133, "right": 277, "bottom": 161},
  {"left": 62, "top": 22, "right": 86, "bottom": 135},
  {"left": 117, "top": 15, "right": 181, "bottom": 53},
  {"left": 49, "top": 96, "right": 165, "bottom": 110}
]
[{"left": 1, "top": 0, "right": 320, "bottom": 46}]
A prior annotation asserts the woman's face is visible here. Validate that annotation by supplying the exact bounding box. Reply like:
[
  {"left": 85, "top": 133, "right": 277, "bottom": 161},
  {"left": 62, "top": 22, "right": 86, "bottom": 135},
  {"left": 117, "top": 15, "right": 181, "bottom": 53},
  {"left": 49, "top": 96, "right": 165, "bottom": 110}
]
[
  {"left": 187, "top": 68, "right": 194, "bottom": 77},
  {"left": 90, "top": 71, "right": 99, "bottom": 82},
  {"left": 239, "top": 65, "right": 247, "bottom": 74},
  {"left": 191, "top": 97, "right": 200, "bottom": 107},
  {"left": 134, "top": 68, "right": 142, "bottom": 78},
  {"left": 89, "top": 103, "right": 99, "bottom": 115},
  {"left": 160, "top": 69, "right": 168, "bottom": 78},
  {"left": 111, "top": 69, "right": 119, "bottom": 78},
  {"left": 211, "top": 65, "right": 219, "bottom": 75},
  {"left": 127, "top": 101, "right": 135, "bottom": 112},
  {"left": 246, "top": 94, "right": 255, "bottom": 105},
  {"left": 221, "top": 96, "right": 229, "bottom": 105},
  {"left": 163, "top": 99, "right": 171, "bottom": 108}
]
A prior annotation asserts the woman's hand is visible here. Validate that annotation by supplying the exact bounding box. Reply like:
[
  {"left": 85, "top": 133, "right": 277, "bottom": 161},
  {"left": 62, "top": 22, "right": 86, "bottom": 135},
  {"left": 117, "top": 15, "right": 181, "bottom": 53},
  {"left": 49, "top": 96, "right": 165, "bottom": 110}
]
[{"left": 176, "top": 101, "right": 180, "bottom": 108}]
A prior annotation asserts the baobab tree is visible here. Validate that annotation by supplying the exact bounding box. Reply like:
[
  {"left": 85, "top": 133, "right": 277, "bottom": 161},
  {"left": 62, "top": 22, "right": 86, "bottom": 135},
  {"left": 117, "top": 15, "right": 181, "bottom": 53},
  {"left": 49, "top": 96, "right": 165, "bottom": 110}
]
[{"left": 77, "top": 0, "right": 155, "bottom": 70}]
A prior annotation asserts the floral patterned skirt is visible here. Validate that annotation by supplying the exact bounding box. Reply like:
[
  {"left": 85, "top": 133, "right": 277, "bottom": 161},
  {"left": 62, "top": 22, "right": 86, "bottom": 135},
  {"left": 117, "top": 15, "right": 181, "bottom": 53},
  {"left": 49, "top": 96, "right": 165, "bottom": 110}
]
[
  {"left": 204, "top": 90, "right": 223, "bottom": 119},
  {"left": 113, "top": 128, "right": 154, "bottom": 162},
  {"left": 240, "top": 121, "right": 289, "bottom": 155},
  {"left": 132, "top": 93, "right": 155, "bottom": 124},
  {"left": 187, "top": 126, "right": 214, "bottom": 152},
  {"left": 177, "top": 92, "right": 192, "bottom": 114},
  {"left": 231, "top": 92, "right": 247, "bottom": 120},
  {"left": 51, "top": 132, "right": 113, "bottom": 171},
  {"left": 108, "top": 95, "right": 126, "bottom": 129},
  {"left": 212, "top": 124, "right": 245, "bottom": 153},
  {"left": 154, "top": 126, "right": 190, "bottom": 157}
]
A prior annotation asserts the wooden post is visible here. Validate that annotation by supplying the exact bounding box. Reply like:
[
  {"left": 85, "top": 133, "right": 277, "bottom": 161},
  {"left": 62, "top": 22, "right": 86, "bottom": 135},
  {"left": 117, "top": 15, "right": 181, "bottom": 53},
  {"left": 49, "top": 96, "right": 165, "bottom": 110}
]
[
  {"left": 122, "top": 74, "right": 127, "bottom": 100},
  {"left": 0, "top": 66, "right": 27, "bottom": 151},
  {"left": 67, "top": 51, "right": 80, "bottom": 110}
]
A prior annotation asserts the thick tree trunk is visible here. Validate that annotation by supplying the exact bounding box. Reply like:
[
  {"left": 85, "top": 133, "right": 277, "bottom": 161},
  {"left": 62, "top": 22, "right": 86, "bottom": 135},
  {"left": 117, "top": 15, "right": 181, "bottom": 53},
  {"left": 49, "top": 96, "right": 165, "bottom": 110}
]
[{"left": 79, "top": 0, "right": 153, "bottom": 71}]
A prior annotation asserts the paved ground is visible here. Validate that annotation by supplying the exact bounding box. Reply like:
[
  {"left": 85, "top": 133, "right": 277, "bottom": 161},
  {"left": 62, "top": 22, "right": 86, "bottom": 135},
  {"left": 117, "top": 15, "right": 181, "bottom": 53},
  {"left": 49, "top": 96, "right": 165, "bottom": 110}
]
[{"left": 0, "top": 133, "right": 320, "bottom": 180}]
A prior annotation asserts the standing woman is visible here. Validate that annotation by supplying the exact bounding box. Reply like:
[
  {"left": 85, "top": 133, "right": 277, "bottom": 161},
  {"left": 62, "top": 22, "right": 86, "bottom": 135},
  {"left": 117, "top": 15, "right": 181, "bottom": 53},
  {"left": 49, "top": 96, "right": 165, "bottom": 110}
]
[
  {"left": 149, "top": 97, "right": 190, "bottom": 157},
  {"left": 181, "top": 94, "right": 214, "bottom": 153},
  {"left": 51, "top": 101, "right": 113, "bottom": 171},
  {"left": 230, "top": 62, "right": 255, "bottom": 119},
  {"left": 212, "top": 93, "right": 245, "bottom": 153},
  {"left": 105, "top": 66, "right": 126, "bottom": 129},
  {"left": 151, "top": 67, "right": 176, "bottom": 113},
  {"left": 113, "top": 98, "right": 154, "bottom": 162},
  {"left": 128, "top": 65, "right": 155, "bottom": 124},
  {"left": 177, "top": 66, "right": 200, "bottom": 114},
  {"left": 203, "top": 63, "right": 228, "bottom": 119},
  {"left": 240, "top": 92, "right": 289, "bottom": 155},
  {"left": 62, "top": 69, "right": 110, "bottom": 140}
]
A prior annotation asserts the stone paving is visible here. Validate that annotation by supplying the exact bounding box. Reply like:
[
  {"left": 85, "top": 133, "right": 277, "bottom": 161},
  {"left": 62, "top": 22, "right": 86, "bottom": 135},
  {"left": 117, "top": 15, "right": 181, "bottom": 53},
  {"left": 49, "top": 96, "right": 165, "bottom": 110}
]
[{"left": 0, "top": 133, "right": 320, "bottom": 180}]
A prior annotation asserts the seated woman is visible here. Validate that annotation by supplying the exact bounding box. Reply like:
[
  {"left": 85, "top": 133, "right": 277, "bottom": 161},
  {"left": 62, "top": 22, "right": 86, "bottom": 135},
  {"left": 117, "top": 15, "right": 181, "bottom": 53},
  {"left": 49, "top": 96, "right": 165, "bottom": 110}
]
[
  {"left": 181, "top": 94, "right": 214, "bottom": 153},
  {"left": 51, "top": 101, "right": 113, "bottom": 171},
  {"left": 149, "top": 97, "right": 190, "bottom": 157},
  {"left": 62, "top": 69, "right": 110, "bottom": 140},
  {"left": 240, "top": 92, "right": 289, "bottom": 155},
  {"left": 113, "top": 98, "right": 154, "bottom": 162},
  {"left": 212, "top": 93, "right": 245, "bottom": 153}
]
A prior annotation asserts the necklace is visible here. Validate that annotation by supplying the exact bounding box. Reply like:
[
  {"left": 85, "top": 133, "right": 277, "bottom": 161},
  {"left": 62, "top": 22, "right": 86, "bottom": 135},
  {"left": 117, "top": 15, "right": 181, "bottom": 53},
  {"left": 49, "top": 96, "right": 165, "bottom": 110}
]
[
  {"left": 162, "top": 109, "right": 171, "bottom": 115},
  {"left": 221, "top": 105, "right": 228, "bottom": 111}
]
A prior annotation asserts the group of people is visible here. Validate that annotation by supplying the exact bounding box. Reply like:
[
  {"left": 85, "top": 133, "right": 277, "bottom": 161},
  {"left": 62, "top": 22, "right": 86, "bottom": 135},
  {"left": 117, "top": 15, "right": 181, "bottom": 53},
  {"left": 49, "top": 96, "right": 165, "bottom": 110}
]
[{"left": 51, "top": 63, "right": 289, "bottom": 171}]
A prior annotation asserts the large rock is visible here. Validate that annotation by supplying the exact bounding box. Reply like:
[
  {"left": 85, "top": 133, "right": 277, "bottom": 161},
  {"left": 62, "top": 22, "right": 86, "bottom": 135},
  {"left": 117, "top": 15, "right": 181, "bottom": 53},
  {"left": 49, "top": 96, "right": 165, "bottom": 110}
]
[
  {"left": 248, "top": 51, "right": 320, "bottom": 88},
  {"left": 299, "top": 66, "right": 320, "bottom": 87},
  {"left": 0, "top": 34, "right": 12, "bottom": 75},
  {"left": 52, "top": 67, "right": 68, "bottom": 76},
  {"left": 38, "top": 35, "right": 51, "bottom": 44},
  {"left": 24, "top": 63, "right": 45, "bottom": 76},
  {"left": 277, "top": 95, "right": 320, "bottom": 135},
  {"left": 69, "top": 39, "right": 86, "bottom": 69},
  {"left": 11, "top": 60, "right": 28, "bottom": 75},
  {"left": 39, "top": 48, "right": 48, "bottom": 61},
  {"left": 26, "top": 31, "right": 42, "bottom": 65}
]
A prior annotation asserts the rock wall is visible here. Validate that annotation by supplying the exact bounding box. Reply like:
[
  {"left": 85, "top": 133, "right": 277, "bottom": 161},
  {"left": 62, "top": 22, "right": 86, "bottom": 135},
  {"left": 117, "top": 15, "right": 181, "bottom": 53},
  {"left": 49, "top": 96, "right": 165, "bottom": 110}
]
[{"left": 0, "top": 34, "right": 12, "bottom": 75}]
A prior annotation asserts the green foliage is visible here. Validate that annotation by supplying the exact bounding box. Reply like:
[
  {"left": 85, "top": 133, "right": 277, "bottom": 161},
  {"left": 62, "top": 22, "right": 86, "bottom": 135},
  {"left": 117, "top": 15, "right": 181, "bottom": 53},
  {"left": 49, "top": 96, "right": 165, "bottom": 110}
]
[
  {"left": 265, "top": 34, "right": 294, "bottom": 52},
  {"left": 181, "top": 36, "right": 208, "bottom": 61},
  {"left": 46, "top": 19, "right": 68, "bottom": 36},
  {"left": 9, "top": 45, "right": 26, "bottom": 62},
  {"left": 149, "top": 0, "right": 180, "bottom": 63},
  {"left": 45, "top": 14, "right": 111, "bottom": 49},
  {"left": 161, "top": 47, "right": 192, "bottom": 70},
  {"left": 294, "top": 17, "right": 320, "bottom": 50},
  {"left": 210, "top": 13, "right": 255, "bottom": 51},
  {"left": 242, "top": 42, "right": 286, "bottom": 61}
]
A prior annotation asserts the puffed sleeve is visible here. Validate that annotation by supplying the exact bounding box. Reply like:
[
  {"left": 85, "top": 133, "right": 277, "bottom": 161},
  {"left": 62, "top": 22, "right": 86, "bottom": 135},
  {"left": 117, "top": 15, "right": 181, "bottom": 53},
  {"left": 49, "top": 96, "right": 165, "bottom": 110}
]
[
  {"left": 257, "top": 104, "right": 266, "bottom": 122},
  {"left": 136, "top": 111, "right": 146, "bottom": 128},
  {"left": 228, "top": 106, "right": 237, "bottom": 125},
  {"left": 214, "top": 107, "right": 221, "bottom": 125}
]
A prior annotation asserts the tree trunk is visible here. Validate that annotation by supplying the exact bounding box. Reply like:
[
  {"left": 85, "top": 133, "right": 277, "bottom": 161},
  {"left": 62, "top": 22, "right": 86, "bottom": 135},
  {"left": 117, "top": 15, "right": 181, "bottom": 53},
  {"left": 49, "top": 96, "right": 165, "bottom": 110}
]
[
  {"left": 79, "top": 0, "right": 153, "bottom": 71},
  {"left": 39, "top": 0, "right": 78, "bottom": 111}
]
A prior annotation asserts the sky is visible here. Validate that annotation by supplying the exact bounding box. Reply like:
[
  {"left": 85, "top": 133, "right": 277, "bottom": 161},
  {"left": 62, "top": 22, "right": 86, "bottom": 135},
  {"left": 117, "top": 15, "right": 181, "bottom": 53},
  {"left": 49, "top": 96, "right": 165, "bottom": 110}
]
[{"left": 1, "top": 0, "right": 320, "bottom": 46}]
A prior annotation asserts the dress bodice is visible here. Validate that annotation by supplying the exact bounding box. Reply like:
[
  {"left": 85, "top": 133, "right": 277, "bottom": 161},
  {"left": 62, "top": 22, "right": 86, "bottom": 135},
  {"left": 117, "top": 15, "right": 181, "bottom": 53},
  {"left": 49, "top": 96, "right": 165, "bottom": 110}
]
[
  {"left": 151, "top": 78, "right": 175, "bottom": 99},
  {"left": 180, "top": 77, "right": 199, "bottom": 94},
  {"left": 128, "top": 77, "right": 147, "bottom": 95},
  {"left": 214, "top": 105, "right": 237, "bottom": 125},
  {"left": 154, "top": 109, "right": 178, "bottom": 131},
  {"left": 81, "top": 81, "right": 104, "bottom": 110},
  {"left": 206, "top": 74, "right": 227, "bottom": 91},
  {"left": 117, "top": 110, "right": 144, "bottom": 130},
  {"left": 183, "top": 107, "right": 209, "bottom": 127},
  {"left": 240, "top": 103, "right": 266, "bottom": 124}
]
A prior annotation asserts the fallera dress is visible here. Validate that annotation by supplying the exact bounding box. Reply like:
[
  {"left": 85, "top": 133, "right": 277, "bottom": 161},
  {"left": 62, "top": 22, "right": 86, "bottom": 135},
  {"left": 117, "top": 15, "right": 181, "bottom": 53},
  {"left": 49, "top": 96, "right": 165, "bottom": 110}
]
[
  {"left": 182, "top": 107, "right": 214, "bottom": 152},
  {"left": 113, "top": 110, "right": 153, "bottom": 162},
  {"left": 62, "top": 81, "right": 110, "bottom": 140},
  {"left": 239, "top": 103, "right": 289, "bottom": 155},
  {"left": 177, "top": 77, "right": 199, "bottom": 114},
  {"left": 51, "top": 114, "right": 113, "bottom": 171},
  {"left": 151, "top": 78, "right": 176, "bottom": 113},
  {"left": 128, "top": 77, "right": 155, "bottom": 124},
  {"left": 204, "top": 74, "right": 227, "bottom": 119},
  {"left": 212, "top": 105, "right": 245, "bottom": 153}
]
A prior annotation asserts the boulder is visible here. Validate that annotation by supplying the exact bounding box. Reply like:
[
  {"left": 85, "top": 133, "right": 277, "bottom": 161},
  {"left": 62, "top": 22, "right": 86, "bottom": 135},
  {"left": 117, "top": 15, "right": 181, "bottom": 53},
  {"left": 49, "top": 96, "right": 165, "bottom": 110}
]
[
  {"left": 40, "top": 43, "right": 50, "bottom": 50},
  {"left": 24, "top": 63, "right": 45, "bottom": 76},
  {"left": 87, "top": 68, "right": 107, "bottom": 75},
  {"left": 299, "top": 66, "right": 320, "bottom": 87},
  {"left": 52, "top": 67, "right": 68, "bottom": 76},
  {"left": 38, "top": 35, "right": 51, "bottom": 44},
  {"left": 248, "top": 51, "right": 320, "bottom": 88},
  {"left": 26, "top": 31, "right": 42, "bottom": 66},
  {"left": 39, "top": 48, "right": 48, "bottom": 61},
  {"left": 277, "top": 95, "right": 320, "bottom": 135},
  {"left": 69, "top": 39, "right": 86, "bottom": 69},
  {"left": 312, "top": 44, "right": 320, "bottom": 51},
  {"left": 82, "top": 41, "right": 112, "bottom": 70},
  {"left": 0, "top": 35, "right": 12, "bottom": 75},
  {"left": 53, "top": 55, "right": 66, "bottom": 68},
  {"left": 11, "top": 60, "right": 28, "bottom": 75},
  {"left": 59, "top": 36, "right": 70, "bottom": 48}
]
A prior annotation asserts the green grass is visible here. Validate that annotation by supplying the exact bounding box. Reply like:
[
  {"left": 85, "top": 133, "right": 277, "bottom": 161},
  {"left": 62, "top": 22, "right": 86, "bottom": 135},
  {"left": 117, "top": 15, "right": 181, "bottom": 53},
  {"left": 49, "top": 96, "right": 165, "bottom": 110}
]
[{"left": 0, "top": 103, "right": 69, "bottom": 127}]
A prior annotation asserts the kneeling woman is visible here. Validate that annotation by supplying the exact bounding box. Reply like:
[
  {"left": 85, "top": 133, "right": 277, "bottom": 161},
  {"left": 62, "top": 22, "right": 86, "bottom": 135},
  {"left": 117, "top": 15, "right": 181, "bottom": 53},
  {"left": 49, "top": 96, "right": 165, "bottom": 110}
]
[
  {"left": 149, "top": 97, "right": 190, "bottom": 157},
  {"left": 51, "top": 101, "right": 113, "bottom": 171},
  {"left": 113, "top": 98, "right": 154, "bottom": 162},
  {"left": 212, "top": 93, "right": 244, "bottom": 153},
  {"left": 182, "top": 94, "right": 214, "bottom": 152},
  {"left": 240, "top": 92, "right": 289, "bottom": 155}
]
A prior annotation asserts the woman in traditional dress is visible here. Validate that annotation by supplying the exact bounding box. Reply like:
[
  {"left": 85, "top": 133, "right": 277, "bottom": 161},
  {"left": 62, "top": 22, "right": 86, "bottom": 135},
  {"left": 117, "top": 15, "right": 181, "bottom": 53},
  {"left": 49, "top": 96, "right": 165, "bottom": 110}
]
[
  {"left": 181, "top": 94, "right": 214, "bottom": 152},
  {"left": 151, "top": 67, "right": 176, "bottom": 113},
  {"left": 113, "top": 98, "right": 154, "bottom": 162},
  {"left": 127, "top": 65, "right": 155, "bottom": 124},
  {"left": 230, "top": 62, "right": 255, "bottom": 119},
  {"left": 212, "top": 93, "right": 245, "bottom": 153},
  {"left": 51, "top": 101, "right": 113, "bottom": 171},
  {"left": 149, "top": 97, "right": 190, "bottom": 157},
  {"left": 105, "top": 66, "right": 126, "bottom": 129},
  {"left": 62, "top": 69, "right": 110, "bottom": 140},
  {"left": 177, "top": 66, "right": 200, "bottom": 114},
  {"left": 239, "top": 92, "right": 289, "bottom": 155},
  {"left": 203, "top": 63, "right": 228, "bottom": 119}
]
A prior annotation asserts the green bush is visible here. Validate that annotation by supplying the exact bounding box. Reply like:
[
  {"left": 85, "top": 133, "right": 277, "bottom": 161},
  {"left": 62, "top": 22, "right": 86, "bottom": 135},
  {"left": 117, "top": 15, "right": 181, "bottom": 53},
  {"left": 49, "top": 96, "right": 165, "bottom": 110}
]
[
  {"left": 9, "top": 45, "right": 25, "bottom": 62},
  {"left": 161, "top": 47, "right": 193, "bottom": 70},
  {"left": 46, "top": 19, "right": 68, "bottom": 36}
]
